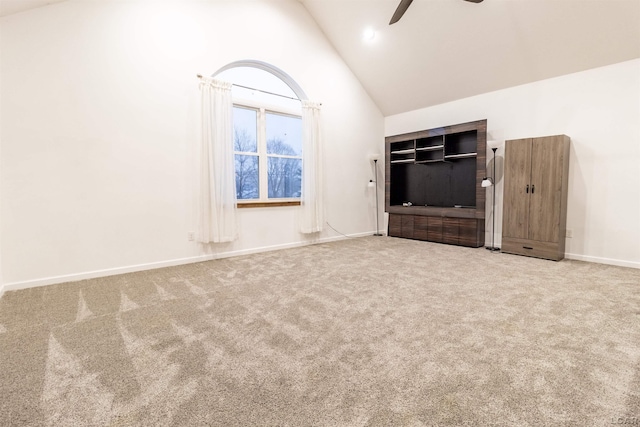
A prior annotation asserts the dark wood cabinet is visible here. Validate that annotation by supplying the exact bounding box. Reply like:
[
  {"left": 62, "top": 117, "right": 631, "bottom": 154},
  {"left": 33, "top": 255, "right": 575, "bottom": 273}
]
[
  {"left": 388, "top": 214, "right": 484, "bottom": 247},
  {"left": 388, "top": 214, "right": 402, "bottom": 237},
  {"left": 385, "top": 120, "right": 487, "bottom": 248},
  {"left": 389, "top": 214, "right": 415, "bottom": 239},
  {"left": 401, "top": 215, "right": 414, "bottom": 239},
  {"left": 414, "top": 216, "right": 429, "bottom": 240},
  {"left": 442, "top": 218, "right": 459, "bottom": 245},
  {"left": 427, "top": 217, "right": 443, "bottom": 243},
  {"left": 458, "top": 218, "right": 482, "bottom": 247}
]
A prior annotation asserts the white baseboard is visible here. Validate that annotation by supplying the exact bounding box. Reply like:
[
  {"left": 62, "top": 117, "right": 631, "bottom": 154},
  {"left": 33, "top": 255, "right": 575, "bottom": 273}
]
[
  {"left": 0, "top": 231, "right": 379, "bottom": 294},
  {"left": 2, "top": 254, "right": 217, "bottom": 293},
  {"left": 565, "top": 252, "right": 640, "bottom": 269},
  {"left": 8, "top": 232, "right": 634, "bottom": 297}
]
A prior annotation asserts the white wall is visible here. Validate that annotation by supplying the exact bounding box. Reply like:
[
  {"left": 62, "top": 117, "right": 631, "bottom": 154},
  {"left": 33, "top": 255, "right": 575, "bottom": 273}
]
[
  {"left": 386, "top": 59, "right": 640, "bottom": 268},
  {"left": 0, "top": 0, "right": 385, "bottom": 290}
]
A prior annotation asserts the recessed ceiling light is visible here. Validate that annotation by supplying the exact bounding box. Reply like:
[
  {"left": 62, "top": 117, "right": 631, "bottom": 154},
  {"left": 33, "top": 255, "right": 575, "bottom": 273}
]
[{"left": 363, "top": 27, "right": 377, "bottom": 42}]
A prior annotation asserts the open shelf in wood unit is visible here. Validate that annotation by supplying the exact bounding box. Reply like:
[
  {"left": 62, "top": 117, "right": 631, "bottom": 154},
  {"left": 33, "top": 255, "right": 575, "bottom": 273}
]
[
  {"left": 416, "top": 135, "right": 444, "bottom": 151},
  {"left": 415, "top": 149, "right": 443, "bottom": 163},
  {"left": 444, "top": 129, "right": 477, "bottom": 158},
  {"left": 390, "top": 148, "right": 415, "bottom": 155},
  {"left": 416, "top": 145, "right": 444, "bottom": 152},
  {"left": 389, "top": 139, "right": 416, "bottom": 163},
  {"left": 444, "top": 152, "right": 477, "bottom": 160}
]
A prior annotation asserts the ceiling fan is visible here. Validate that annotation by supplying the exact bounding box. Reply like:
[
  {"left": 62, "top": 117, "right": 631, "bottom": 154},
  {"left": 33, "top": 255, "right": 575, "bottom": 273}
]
[{"left": 389, "top": 0, "right": 484, "bottom": 25}]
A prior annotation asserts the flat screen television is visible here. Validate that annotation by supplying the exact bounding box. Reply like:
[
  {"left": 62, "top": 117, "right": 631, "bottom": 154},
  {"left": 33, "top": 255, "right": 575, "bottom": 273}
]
[{"left": 389, "top": 158, "right": 476, "bottom": 208}]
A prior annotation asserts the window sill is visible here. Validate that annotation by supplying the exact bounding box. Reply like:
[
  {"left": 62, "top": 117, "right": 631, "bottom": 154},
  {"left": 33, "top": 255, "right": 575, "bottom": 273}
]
[{"left": 237, "top": 201, "right": 301, "bottom": 209}]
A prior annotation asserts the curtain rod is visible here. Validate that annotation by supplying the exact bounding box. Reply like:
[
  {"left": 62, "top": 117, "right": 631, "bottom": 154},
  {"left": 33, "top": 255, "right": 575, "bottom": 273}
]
[{"left": 197, "top": 74, "right": 301, "bottom": 102}]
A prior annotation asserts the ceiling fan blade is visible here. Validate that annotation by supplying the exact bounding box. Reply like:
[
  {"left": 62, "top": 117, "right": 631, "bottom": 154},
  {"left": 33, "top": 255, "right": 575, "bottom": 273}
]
[
  {"left": 389, "top": 0, "right": 413, "bottom": 25},
  {"left": 464, "top": 0, "right": 484, "bottom": 3}
]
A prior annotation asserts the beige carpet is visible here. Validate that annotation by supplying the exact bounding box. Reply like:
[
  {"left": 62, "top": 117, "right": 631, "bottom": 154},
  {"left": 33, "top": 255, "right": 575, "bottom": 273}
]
[{"left": 1, "top": 236, "right": 639, "bottom": 426}]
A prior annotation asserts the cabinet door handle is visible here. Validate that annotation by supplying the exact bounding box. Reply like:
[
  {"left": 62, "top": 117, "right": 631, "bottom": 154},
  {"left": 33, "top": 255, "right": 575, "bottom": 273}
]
[
  {"left": 523, "top": 246, "right": 533, "bottom": 250},
  {"left": 531, "top": 184, "right": 535, "bottom": 194},
  {"left": 526, "top": 185, "right": 529, "bottom": 193}
]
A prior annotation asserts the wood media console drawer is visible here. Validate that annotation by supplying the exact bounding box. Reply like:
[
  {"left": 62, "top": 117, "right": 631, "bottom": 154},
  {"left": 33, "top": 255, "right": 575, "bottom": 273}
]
[{"left": 388, "top": 214, "right": 483, "bottom": 248}]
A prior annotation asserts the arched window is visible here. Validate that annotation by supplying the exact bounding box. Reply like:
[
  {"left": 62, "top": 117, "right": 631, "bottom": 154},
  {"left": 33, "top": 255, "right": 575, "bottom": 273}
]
[{"left": 214, "top": 62, "right": 307, "bottom": 207}]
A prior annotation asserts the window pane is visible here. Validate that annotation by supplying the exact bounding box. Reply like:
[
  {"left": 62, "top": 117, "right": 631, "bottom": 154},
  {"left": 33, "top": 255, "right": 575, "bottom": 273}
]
[
  {"left": 266, "top": 113, "right": 302, "bottom": 156},
  {"left": 233, "top": 107, "right": 257, "bottom": 153},
  {"left": 267, "top": 157, "right": 302, "bottom": 198},
  {"left": 218, "top": 67, "right": 301, "bottom": 111},
  {"left": 235, "top": 155, "right": 259, "bottom": 199}
]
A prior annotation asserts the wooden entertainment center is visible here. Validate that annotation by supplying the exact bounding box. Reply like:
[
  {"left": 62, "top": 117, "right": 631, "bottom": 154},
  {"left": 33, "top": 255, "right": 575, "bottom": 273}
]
[{"left": 385, "top": 119, "right": 487, "bottom": 247}]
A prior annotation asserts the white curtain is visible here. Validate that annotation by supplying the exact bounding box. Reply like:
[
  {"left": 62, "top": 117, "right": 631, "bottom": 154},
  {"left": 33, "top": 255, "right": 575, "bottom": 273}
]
[
  {"left": 300, "top": 100, "right": 324, "bottom": 233},
  {"left": 197, "top": 78, "right": 237, "bottom": 243}
]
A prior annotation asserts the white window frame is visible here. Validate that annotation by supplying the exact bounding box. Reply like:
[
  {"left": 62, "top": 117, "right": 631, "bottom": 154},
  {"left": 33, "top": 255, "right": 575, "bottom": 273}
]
[{"left": 233, "top": 98, "right": 303, "bottom": 207}]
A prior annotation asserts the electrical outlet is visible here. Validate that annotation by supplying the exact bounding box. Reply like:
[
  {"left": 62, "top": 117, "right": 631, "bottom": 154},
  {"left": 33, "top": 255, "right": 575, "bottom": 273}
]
[
  {"left": 187, "top": 231, "right": 195, "bottom": 241},
  {"left": 565, "top": 229, "right": 573, "bottom": 238}
]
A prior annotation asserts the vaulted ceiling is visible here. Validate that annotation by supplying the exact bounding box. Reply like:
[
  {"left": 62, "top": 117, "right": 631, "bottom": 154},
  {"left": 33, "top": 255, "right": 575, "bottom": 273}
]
[
  {"left": 301, "top": 0, "right": 640, "bottom": 115},
  {"left": 2, "top": 0, "right": 639, "bottom": 116}
]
